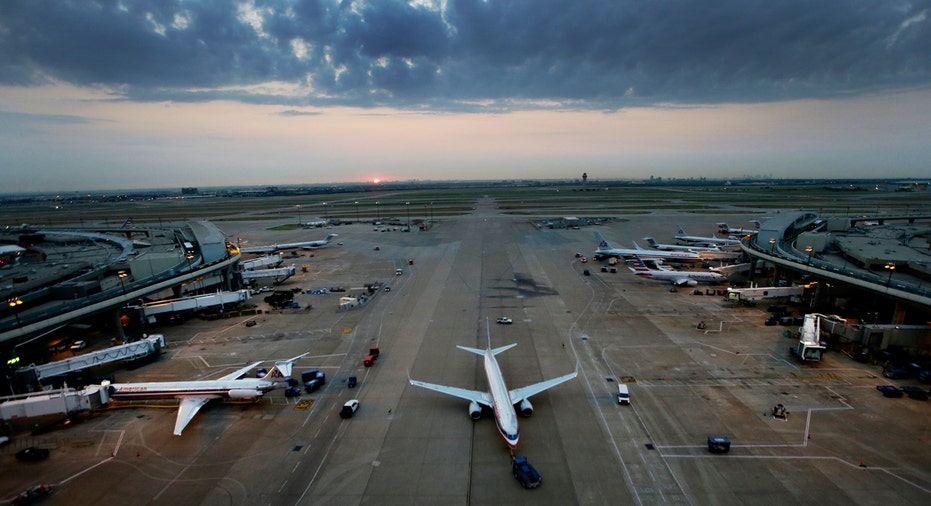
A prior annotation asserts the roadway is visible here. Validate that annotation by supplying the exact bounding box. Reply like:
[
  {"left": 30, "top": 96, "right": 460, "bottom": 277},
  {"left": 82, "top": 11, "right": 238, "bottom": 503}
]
[{"left": 2, "top": 205, "right": 929, "bottom": 505}]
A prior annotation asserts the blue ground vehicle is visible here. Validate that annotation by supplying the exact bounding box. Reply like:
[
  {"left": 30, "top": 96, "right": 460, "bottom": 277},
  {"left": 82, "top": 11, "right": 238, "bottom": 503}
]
[{"left": 512, "top": 457, "right": 542, "bottom": 489}]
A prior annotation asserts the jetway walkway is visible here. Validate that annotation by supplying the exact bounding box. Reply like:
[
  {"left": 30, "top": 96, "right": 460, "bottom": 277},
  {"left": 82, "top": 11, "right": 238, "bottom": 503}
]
[
  {"left": 240, "top": 265, "right": 296, "bottom": 283},
  {"left": 15, "top": 335, "right": 165, "bottom": 385},
  {"left": 138, "top": 290, "right": 252, "bottom": 317}
]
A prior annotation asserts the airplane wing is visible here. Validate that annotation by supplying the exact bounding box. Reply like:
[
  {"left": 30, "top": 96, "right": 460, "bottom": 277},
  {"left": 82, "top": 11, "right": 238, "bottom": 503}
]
[
  {"left": 173, "top": 395, "right": 219, "bottom": 435},
  {"left": 508, "top": 370, "right": 578, "bottom": 404},
  {"left": 219, "top": 361, "right": 263, "bottom": 381},
  {"left": 408, "top": 379, "right": 492, "bottom": 408}
]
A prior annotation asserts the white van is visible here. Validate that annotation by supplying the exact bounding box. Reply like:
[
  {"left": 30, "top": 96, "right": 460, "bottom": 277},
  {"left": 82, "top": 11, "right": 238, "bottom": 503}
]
[{"left": 617, "top": 383, "right": 630, "bottom": 405}]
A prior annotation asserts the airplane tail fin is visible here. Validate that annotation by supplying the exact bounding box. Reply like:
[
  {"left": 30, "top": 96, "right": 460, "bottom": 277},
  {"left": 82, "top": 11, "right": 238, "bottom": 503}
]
[
  {"left": 262, "top": 352, "right": 309, "bottom": 381},
  {"left": 643, "top": 237, "right": 659, "bottom": 248},
  {"left": 627, "top": 255, "right": 652, "bottom": 273},
  {"left": 676, "top": 225, "right": 686, "bottom": 235},
  {"left": 594, "top": 232, "right": 612, "bottom": 251},
  {"left": 632, "top": 240, "right": 644, "bottom": 250},
  {"left": 325, "top": 234, "right": 338, "bottom": 242}
]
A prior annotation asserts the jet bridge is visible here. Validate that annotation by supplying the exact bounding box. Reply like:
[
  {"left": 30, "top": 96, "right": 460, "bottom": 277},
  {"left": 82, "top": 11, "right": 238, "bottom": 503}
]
[
  {"left": 15, "top": 335, "right": 166, "bottom": 385},
  {"left": 0, "top": 385, "right": 111, "bottom": 427},
  {"left": 138, "top": 290, "right": 252, "bottom": 317},
  {"left": 240, "top": 265, "right": 296, "bottom": 284},
  {"left": 241, "top": 255, "right": 283, "bottom": 270},
  {"left": 794, "top": 314, "right": 826, "bottom": 361}
]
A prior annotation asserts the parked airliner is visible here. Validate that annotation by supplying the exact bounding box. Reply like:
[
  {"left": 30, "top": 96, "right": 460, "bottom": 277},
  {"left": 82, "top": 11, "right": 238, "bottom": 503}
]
[
  {"left": 594, "top": 233, "right": 703, "bottom": 263},
  {"left": 408, "top": 324, "right": 577, "bottom": 449},
  {"left": 716, "top": 221, "right": 760, "bottom": 236},
  {"left": 627, "top": 255, "right": 727, "bottom": 286},
  {"left": 674, "top": 226, "right": 742, "bottom": 247},
  {"left": 643, "top": 237, "right": 741, "bottom": 261},
  {"left": 108, "top": 353, "right": 307, "bottom": 435},
  {"left": 240, "top": 234, "right": 338, "bottom": 254}
]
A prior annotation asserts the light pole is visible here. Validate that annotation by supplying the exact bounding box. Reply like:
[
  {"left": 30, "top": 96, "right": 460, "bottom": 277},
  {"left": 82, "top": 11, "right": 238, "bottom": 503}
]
[
  {"left": 296, "top": 205, "right": 302, "bottom": 227},
  {"left": 118, "top": 271, "right": 129, "bottom": 298},
  {"left": 769, "top": 237, "right": 776, "bottom": 254},
  {"left": 805, "top": 246, "right": 814, "bottom": 266},
  {"left": 375, "top": 201, "right": 380, "bottom": 223},
  {"left": 885, "top": 262, "right": 896, "bottom": 288},
  {"left": 354, "top": 201, "right": 360, "bottom": 223},
  {"left": 322, "top": 202, "right": 328, "bottom": 225},
  {"left": 405, "top": 201, "right": 411, "bottom": 229},
  {"left": 8, "top": 297, "right": 23, "bottom": 327}
]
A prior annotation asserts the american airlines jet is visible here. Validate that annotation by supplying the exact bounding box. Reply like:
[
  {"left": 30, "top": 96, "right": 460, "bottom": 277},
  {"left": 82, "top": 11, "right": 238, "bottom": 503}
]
[
  {"left": 627, "top": 255, "right": 727, "bottom": 286},
  {"left": 108, "top": 353, "right": 307, "bottom": 435},
  {"left": 240, "top": 234, "right": 338, "bottom": 254},
  {"left": 594, "top": 232, "right": 703, "bottom": 263},
  {"left": 674, "top": 226, "right": 742, "bottom": 247},
  {"left": 643, "top": 237, "right": 741, "bottom": 261},
  {"left": 408, "top": 323, "right": 577, "bottom": 449}
]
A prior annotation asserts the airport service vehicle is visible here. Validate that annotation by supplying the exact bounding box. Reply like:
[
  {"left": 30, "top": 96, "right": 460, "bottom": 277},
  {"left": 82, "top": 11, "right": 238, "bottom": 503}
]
[
  {"left": 408, "top": 321, "right": 577, "bottom": 448},
  {"left": 883, "top": 367, "right": 911, "bottom": 379},
  {"left": 108, "top": 353, "right": 307, "bottom": 435},
  {"left": 900, "top": 386, "right": 928, "bottom": 400},
  {"left": 70, "top": 340, "right": 87, "bottom": 351},
  {"left": 876, "top": 385, "right": 904, "bottom": 398},
  {"left": 301, "top": 369, "right": 325, "bottom": 384},
  {"left": 347, "top": 375, "right": 358, "bottom": 388},
  {"left": 304, "top": 379, "right": 320, "bottom": 392},
  {"left": 617, "top": 383, "right": 630, "bottom": 405},
  {"left": 707, "top": 437, "right": 731, "bottom": 454},
  {"left": 339, "top": 399, "right": 360, "bottom": 418},
  {"left": 284, "top": 386, "right": 302, "bottom": 397},
  {"left": 15, "top": 447, "right": 50, "bottom": 462},
  {"left": 512, "top": 457, "right": 542, "bottom": 489},
  {"left": 496, "top": 317, "right": 513, "bottom": 324}
]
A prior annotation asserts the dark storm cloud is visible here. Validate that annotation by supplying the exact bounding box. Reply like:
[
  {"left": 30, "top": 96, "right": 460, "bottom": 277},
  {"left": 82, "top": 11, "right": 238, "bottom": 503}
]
[{"left": 1, "top": 0, "right": 928, "bottom": 111}]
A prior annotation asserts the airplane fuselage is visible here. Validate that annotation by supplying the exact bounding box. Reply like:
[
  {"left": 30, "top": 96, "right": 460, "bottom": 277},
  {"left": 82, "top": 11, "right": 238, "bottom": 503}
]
[
  {"left": 483, "top": 349, "right": 520, "bottom": 448},
  {"left": 595, "top": 247, "right": 703, "bottom": 263},
  {"left": 109, "top": 379, "right": 277, "bottom": 400}
]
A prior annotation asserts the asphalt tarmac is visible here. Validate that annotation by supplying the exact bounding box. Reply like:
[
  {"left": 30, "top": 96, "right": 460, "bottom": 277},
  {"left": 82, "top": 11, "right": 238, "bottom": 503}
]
[{"left": 2, "top": 199, "right": 930, "bottom": 505}]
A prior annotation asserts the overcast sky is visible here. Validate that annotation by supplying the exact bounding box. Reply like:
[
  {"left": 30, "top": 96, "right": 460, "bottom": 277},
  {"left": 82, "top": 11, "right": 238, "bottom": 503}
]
[{"left": 1, "top": 0, "right": 929, "bottom": 192}]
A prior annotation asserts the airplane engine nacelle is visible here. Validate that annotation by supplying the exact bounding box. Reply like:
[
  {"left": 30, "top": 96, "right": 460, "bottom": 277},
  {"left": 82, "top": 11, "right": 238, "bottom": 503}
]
[
  {"left": 228, "top": 389, "right": 260, "bottom": 399},
  {"left": 518, "top": 398, "right": 534, "bottom": 417},
  {"left": 468, "top": 401, "right": 482, "bottom": 420},
  {"left": 678, "top": 280, "right": 698, "bottom": 287}
]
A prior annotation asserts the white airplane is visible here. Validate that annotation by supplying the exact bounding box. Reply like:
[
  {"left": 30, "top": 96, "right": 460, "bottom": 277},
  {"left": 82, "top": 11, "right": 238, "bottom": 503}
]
[
  {"left": 408, "top": 325, "right": 577, "bottom": 449},
  {"left": 674, "top": 226, "right": 742, "bottom": 247},
  {"left": 642, "top": 237, "right": 741, "bottom": 261},
  {"left": 594, "top": 232, "right": 703, "bottom": 263},
  {"left": 240, "top": 234, "right": 338, "bottom": 254},
  {"left": 627, "top": 255, "right": 727, "bottom": 286},
  {"left": 108, "top": 353, "right": 307, "bottom": 435},
  {"left": 716, "top": 222, "right": 759, "bottom": 236}
]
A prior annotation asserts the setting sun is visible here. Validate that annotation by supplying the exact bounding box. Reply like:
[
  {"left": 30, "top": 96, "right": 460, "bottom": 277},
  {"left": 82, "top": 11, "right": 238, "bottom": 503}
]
[{"left": 373, "top": 178, "right": 380, "bottom": 184}]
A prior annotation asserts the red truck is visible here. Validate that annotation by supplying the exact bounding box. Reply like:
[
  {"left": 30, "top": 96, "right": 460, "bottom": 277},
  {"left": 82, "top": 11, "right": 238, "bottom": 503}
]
[{"left": 363, "top": 347, "right": 380, "bottom": 367}]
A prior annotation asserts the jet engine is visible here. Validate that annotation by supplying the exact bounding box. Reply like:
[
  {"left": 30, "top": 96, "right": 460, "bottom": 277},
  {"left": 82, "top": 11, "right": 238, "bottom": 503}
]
[
  {"left": 228, "top": 389, "right": 260, "bottom": 399},
  {"left": 677, "top": 279, "right": 698, "bottom": 287},
  {"left": 468, "top": 401, "right": 482, "bottom": 420},
  {"left": 518, "top": 398, "right": 534, "bottom": 417}
]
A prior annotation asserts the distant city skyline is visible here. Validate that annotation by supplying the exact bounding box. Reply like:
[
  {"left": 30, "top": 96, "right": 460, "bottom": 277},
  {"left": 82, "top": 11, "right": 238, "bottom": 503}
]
[{"left": 1, "top": 1, "right": 929, "bottom": 192}]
